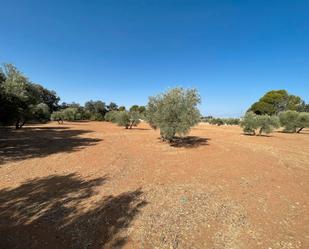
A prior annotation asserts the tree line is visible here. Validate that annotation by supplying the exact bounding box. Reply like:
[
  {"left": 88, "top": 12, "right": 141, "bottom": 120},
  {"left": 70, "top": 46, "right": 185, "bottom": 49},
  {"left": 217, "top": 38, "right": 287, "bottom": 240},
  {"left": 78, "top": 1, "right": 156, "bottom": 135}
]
[
  {"left": 0, "top": 64, "right": 60, "bottom": 129},
  {"left": 0, "top": 64, "right": 200, "bottom": 143},
  {"left": 241, "top": 90, "right": 309, "bottom": 135},
  {"left": 1, "top": 64, "right": 308, "bottom": 141},
  {"left": 0, "top": 63, "right": 147, "bottom": 128}
]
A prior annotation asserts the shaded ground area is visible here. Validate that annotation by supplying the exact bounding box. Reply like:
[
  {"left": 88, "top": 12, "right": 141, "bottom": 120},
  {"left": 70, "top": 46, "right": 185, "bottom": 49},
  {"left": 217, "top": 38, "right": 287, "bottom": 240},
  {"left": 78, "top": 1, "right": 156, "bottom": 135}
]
[
  {"left": 0, "top": 173, "right": 146, "bottom": 249},
  {"left": 169, "top": 136, "right": 210, "bottom": 148},
  {"left": 0, "top": 126, "right": 101, "bottom": 165},
  {"left": 0, "top": 121, "right": 308, "bottom": 248}
]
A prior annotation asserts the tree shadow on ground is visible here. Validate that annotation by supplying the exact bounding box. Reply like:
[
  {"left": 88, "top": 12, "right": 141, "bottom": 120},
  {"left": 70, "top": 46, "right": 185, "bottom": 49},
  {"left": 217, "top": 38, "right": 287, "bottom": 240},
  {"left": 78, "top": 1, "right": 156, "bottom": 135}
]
[
  {"left": 169, "top": 136, "right": 210, "bottom": 148},
  {"left": 241, "top": 133, "right": 273, "bottom": 137},
  {"left": 276, "top": 129, "right": 309, "bottom": 135},
  {"left": 0, "top": 173, "right": 146, "bottom": 249},
  {"left": 130, "top": 127, "right": 152, "bottom": 130},
  {"left": 0, "top": 126, "right": 101, "bottom": 165}
]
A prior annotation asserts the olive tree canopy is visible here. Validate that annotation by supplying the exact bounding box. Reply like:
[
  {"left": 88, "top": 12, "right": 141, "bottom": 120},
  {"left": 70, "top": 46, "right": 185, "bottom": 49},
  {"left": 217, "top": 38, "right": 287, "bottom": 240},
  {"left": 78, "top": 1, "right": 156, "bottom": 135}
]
[{"left": 146, "top": 88, "right": 201, "bottom": 141}]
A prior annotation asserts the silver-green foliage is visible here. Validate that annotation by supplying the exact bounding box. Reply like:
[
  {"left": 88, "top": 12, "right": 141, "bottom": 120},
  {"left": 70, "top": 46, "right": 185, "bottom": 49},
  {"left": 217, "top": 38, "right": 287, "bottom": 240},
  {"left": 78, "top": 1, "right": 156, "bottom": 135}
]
[
  {"left": 146, "top": 88, "right": 201, "bottom": 141},
  {"left": 104, "top": 110, "right": 119, "bottom": 122},
  {"left": 256, "top": 114, "right": 280, "bottom": 135},
  {"left": 279, "top": 111, "right": 309, "bottom": 133},
  {"left": 51, "top": 107, "right": 81, "bottom": 121},
  {"left": 241, "top": 112, "right": 279, "bottom": 135},
  {"left": 240, "top": 112, "right": 260, "bottom": 135},
  {"left": 114, "top": 111, "right": 141, "bottom": 129},
  {"left": 296, "top": 112, "right": 309, "bottom": 133}
]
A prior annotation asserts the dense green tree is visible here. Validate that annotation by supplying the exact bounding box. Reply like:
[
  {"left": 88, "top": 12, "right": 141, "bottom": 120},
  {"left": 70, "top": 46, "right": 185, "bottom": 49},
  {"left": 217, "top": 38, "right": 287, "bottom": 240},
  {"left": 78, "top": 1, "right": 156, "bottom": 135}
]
[
  {"left": 51, "top": 111, "right": 64, "bottom": 124},
  {"left": 209, "top": 118, "right": 224, "bottom": 126},
  {"left": 33, "top": 84, "right": 60, "bottom": 112},
  {"left": 107, "top": 102, "right": 118, "bottom": 111},
  {"left": 129, "top": 105, "right": 139, "bottom": 112},
  {"left": 118, "top": 106, "right": 126, "bottom": 111},
  {"left": 0, "top": 64, "right": 59, "bottom": 128},
  {"left": 298, "top": 102, "right": 309, "bottom": 112},
  {"left": 249, "top": 90, "right": 305, "bottom": 115},
  {"left": 84, "top": 100, "right": 106, "bottom": 120},
  {"left": 138, "top": 106, "right": 146, "bottom": 114},
  {"left": 61, "top": 107, "right": 81, "bottom": 121},
  {"left": 128, "top": 105, "right": 146, "bottom": 119},
  {"left": 146, "top": 88, "right": 201, "bottom": 141},
  {"left": 32, "top": 103, "right": 51, "bottom": 122}
]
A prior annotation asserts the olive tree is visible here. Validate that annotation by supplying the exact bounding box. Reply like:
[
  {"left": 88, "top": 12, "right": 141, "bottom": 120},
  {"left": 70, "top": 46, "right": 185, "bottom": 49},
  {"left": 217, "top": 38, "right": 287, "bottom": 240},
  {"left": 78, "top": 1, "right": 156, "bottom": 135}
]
[
  {"left": 114, "top": 111, "right": 140, "bottom": 129},
  {"left": 240, "top": 112, "right": 260, "bottom": 135},
  {"left": 146, "top": 88, "right": 201, "bottom": 142},
  {"left": 256, "top": 115, "right": 280, "bottom": 135},
  {"left": 104, "top": 110, "right": 118, "bottom": 122},
  {"left": 84, "top": 100, "right": 106, "bottom": 120},
  {"left": 296, "top": 112, "right": 309, "bottom": 133},
  {"left": 241, "top": 112, "right": 279, "bottom": 135},
  {"left": 279, "top": 110, "right": 299, "bottom": 133},
  {"left": 279, "top": 111, "right": 309, "bottom": 133},
  {"left": 51, "top": 111, "right": 64, "bottom": 124}
]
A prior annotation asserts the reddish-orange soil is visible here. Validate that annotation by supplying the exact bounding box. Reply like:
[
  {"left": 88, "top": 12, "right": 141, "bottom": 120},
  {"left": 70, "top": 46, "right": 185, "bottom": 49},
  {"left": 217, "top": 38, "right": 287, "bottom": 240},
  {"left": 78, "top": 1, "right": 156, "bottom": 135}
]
[{"left": 0, "top": 121, "right": 308, "bottom": 249}]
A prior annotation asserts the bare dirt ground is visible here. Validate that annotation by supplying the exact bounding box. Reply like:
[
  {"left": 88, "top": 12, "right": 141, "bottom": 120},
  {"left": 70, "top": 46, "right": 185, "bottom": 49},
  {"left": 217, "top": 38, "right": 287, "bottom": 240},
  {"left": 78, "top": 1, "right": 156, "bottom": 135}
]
[{"left": 0, "top": 121, "right": 308, "bottom": 249}]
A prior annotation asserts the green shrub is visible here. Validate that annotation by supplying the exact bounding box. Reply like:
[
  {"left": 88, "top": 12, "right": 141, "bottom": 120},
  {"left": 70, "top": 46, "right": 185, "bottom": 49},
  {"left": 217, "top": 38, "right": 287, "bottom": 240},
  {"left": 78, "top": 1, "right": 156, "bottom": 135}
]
[
  {"left": 32, "top": 103, "right": 51, "bottom": 122},
  {"left": 90, "top": 113, "right": 104, "bottom": 121},
  {"left": 146, "top": 88, "right": 201, "bottom": 141},
  {"left": 209, "top": 118, "right": 224, "bottom": 126},
  {"left": 114, "top": 111, "right": 141, "bottom": 129},
  {"left": 241, "top": 112, "right": 260, "bottom": 135},
  {"left": 256, "top": 115, "right": 280, "bottom": 135},
  {"left": 279, "top": 111, "right": 309, "bottom": 133},
  {"left": 279, "top": 110, "right": 299, "bottom": 133},
  {"left": 296, "top": 112, "right": 309, "bottom": 133},
  {"left": 51, "top": 107, "right": 82, "bottom": 122},
  {"left": 51, "top": 111, "right": 64, "bottom": 123},
  {"left": 241, "top": 112, "right": 279, "bottom": 135},
  {"left": 104, "top": 111, "right": 118, "bottom": 122}
]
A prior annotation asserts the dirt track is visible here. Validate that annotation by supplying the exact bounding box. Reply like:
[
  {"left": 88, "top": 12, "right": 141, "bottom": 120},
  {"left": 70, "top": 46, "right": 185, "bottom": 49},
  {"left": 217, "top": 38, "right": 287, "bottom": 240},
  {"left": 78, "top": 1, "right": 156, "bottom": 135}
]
[{"left": 0, "top": 121, "right": 308, "bottom": 249}]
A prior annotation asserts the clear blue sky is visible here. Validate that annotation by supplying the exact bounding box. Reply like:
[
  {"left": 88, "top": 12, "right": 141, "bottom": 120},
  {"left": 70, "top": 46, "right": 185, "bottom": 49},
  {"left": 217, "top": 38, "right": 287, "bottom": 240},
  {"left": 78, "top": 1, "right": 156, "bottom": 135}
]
[{"left": 1, "top": 0, "right": 308, "bottom": 117}]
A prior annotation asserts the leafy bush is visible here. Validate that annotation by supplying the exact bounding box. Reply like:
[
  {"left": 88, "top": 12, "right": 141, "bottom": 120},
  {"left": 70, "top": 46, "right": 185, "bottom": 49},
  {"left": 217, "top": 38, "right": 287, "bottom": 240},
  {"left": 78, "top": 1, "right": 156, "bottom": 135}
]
[
  {"left": 114, "top": 111, "right": 141, "bottom": 129},
  {"left": 296, "top": 112, "right": 309, "bottom": 133},
  {"left": 51, "top": 107, "right": 83, "bottom": 122},
  {"left": 279, "top": 111, "right": 309, "bottom": 133},
  {"left": 84, "top": 100, "right": 107, "bottom": 120},
  {"left": 279, "top": 110, "right": 299, "bottom": 133},
  {"left": 241, "top": 112, "right": 260, "bottom": 135},
  {"left": 90, "top": 113, "right": 104, "bottom": 121},
  {"left": 209, "top": 118, "right": 224, "bottom": 126},
  {"left": 104, "top": 110, "right": 118, "bottom": 122},
  {"left": 146, "top": 88, "right": 201, "bottom": 141},
  {"left": 51, "top": 111, "right": 64, "bottom": 123},
  {"left": 32, "top": 103, "right": 51, "bottom": 122},
  {"left": 202, "top": 117, "right": 240, "bottom": 126},
  {"left": 241, "top": 112, "right": 279, "bottom": 135},
  {"left": 256, "top": 115, "right": 280, "bottom": 135},
  {"left": 0, "top": 64, "right": 59, "bottom": 128},
  {"left": 224, "top": 118, "right": 240, "bottom": 125}
]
